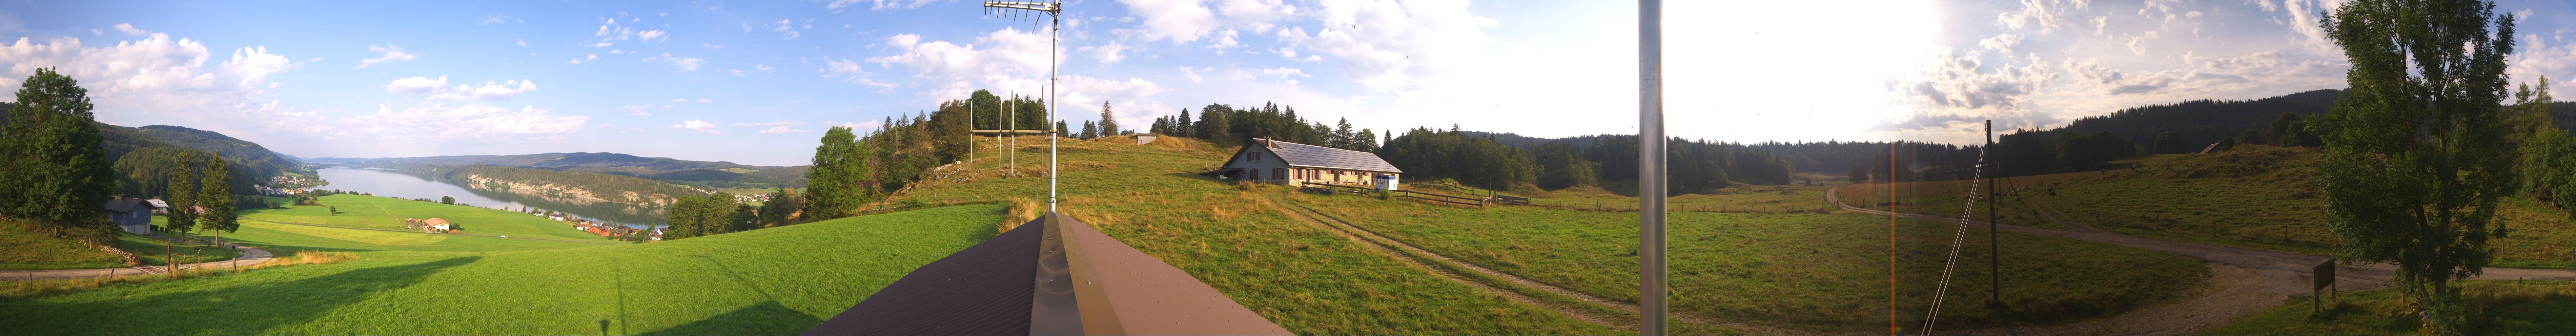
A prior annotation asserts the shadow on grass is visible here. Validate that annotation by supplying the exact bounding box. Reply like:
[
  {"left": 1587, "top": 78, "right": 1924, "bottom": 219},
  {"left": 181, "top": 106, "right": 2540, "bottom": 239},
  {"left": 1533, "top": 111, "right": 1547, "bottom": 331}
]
[
  {"left": 0, "top": 256, "right": 479, "bottom": 334},
  {"left": 637, "top": 300, "right": 821, "bottom": 336}
]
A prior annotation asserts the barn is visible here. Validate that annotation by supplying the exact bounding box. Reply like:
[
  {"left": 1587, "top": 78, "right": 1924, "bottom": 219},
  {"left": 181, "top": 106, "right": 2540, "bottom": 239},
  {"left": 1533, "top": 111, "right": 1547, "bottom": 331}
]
[{"left": 1197, "top": 137, "right": 1402, "bottom": 189}]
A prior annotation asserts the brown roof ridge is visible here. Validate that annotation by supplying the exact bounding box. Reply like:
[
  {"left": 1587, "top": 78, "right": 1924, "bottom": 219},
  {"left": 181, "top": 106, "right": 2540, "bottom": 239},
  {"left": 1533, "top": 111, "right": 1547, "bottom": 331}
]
[{"left": 804, "top": 213, "right": 1289, "bottom": 336}]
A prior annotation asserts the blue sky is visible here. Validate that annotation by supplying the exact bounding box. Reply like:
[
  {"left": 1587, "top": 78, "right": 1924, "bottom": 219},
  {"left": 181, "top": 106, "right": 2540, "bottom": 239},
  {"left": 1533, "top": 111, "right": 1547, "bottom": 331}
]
[{"left": 4, "top": 1, "right": 2575, "bottom": 166}]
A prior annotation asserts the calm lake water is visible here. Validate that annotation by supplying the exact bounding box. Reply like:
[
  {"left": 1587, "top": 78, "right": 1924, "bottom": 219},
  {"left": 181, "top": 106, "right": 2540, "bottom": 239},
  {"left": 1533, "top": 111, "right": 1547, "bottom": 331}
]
[{"left": 313, "top": 167, "right": 666, "bottom": 228}]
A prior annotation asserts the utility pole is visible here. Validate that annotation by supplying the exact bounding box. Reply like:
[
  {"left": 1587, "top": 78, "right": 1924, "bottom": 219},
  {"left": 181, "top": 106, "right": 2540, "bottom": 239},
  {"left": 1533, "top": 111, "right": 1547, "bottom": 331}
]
[
  {"left": 1637, "top": 1, "right": 1668, "bottom": 334},
  {"left": 1986, "top": 119, "right": 2011, "bottom": 335},
  {"left": 985, "top": 0, "right": 1062, "bottom": 212}
]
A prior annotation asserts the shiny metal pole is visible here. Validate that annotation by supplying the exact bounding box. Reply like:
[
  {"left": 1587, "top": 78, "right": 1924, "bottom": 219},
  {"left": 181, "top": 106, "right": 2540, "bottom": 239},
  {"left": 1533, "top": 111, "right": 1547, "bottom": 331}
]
[
  {"left": 1046, "top": 1, "right": 1059, "bottom": 213},
  {"left": 1637, "top": 1, "right": 1667, "bottom": 334}
]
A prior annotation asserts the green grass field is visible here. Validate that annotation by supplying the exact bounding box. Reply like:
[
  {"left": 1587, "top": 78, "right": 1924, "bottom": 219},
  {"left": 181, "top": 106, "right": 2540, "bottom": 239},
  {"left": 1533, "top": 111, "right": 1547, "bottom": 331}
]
[
  {"left": 2040, "top": 146, "right": 2576, "bottom": 268},
  {"left": 245, "top": 194, "right": 621, "bottom": 244},
  {"left": 2204, "top": 280, "right": 2576, "bottom": 335},
  {"left": 898, "top": 136, "right": 1622, "bottom": 335},
  {"left": 1287, "top": 193, "right": 2207, "bottom": 332},
  {"left": 0, "top": 204, "right": 1009, "bottom": 335},
  {"left": 1, "top": 217, "right": 243, "bottom": 270}
]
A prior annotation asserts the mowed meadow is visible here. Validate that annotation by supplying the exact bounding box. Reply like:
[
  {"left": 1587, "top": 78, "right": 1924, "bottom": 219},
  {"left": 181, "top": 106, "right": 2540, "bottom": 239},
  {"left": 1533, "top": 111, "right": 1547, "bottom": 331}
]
[
  {"left": 1838, "top": 145, "right": 2576, "bottom": 269},
  {"left": 899, "top": 135, "right": 1623, "bottom": 334},
  {"left": 0, "top": 203, "right": 1010, "bottom": 335},
  {"left": 1285, "top": 193, "right": 2207, "bottom": 332}
]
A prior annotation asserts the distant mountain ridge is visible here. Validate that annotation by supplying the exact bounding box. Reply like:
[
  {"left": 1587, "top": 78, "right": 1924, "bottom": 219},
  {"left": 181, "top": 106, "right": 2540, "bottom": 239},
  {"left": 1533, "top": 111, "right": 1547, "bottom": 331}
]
[{"left": 310, "top": 152, "right": 808, "bottom": 189}]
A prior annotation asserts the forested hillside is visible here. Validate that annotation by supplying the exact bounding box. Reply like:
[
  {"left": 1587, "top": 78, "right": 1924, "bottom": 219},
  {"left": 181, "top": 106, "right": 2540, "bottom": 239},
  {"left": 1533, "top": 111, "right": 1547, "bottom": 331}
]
[{"left": 442, "top": 165, "right": 704, "bottom": 206}]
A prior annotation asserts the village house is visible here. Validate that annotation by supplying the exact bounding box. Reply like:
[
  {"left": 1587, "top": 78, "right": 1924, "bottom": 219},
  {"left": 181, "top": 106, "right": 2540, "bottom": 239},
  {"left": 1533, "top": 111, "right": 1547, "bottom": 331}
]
[
  {"left": 102, "top": 197, "right": 163, "bottom": 235},
  {"left": 1198, "top": 137, "right": 1403, "bottom": 189},
  {"left": 145, "top": 199, "right": 171, "bottom": 215},
  {"left": 422, "top": 218, "right": 453, "bottom": 233}
]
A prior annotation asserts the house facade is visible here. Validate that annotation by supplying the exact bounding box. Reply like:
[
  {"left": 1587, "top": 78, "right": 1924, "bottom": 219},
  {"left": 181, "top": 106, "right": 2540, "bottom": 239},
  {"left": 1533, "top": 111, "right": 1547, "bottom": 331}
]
[
  {"left": 422, "top": 218, "right": 453, "bottom": 233},
  {"left": 102, "top": 197, "right": 162, "bottom": 234},
  {"left": 1197, "top": 138, "right": 1402, "bottom": 189}
]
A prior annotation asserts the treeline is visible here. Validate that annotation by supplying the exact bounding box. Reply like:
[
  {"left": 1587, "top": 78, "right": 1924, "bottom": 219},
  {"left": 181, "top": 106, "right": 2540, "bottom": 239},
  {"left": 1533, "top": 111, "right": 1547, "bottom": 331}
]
[
  {"left": 1381, "top": 130, "right": 1800, "bottom": 194},
  {"left": 1145, "top": 102, "right": 1380, "bottom": 152},
  {"left": 0, "top": 69, "right": 238, "bottom": 242},
  {"left": 440, "top": 165, "right": 703, "bottom": 206},
  {"left": 2506, "top": 81, "right": 2576, "bottom": 217}
]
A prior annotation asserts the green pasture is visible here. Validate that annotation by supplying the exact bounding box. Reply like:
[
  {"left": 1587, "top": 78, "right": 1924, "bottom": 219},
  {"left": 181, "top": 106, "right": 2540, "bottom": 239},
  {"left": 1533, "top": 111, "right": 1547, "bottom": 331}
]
[
  {"left": 1, "top": 217, "right": 242, "bottom": 270},
  {"left": 1288, "top": 193, "right": 2207, "bottom": 332},
  {"left": 0, "top": 204, "right": 1009, "bottom": 335},
  {"left": 244, "top": 194, "right": 620, "bottom": 244},
  {"left": 2205, "top": 280, "right": 2576, "bottom": 335},
  {"left": 2043, "top": 146, "right": 2576, "bottom": 268}
]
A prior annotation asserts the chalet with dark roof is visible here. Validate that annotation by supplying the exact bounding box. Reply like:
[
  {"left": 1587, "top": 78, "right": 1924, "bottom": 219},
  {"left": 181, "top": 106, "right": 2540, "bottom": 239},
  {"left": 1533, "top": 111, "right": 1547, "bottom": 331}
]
[
  {"left": 102, "top": 197, "right": 162, "bottom": 234},
  {"left": 1198, "top": 137, "right": 1402, "bottom": 188}
]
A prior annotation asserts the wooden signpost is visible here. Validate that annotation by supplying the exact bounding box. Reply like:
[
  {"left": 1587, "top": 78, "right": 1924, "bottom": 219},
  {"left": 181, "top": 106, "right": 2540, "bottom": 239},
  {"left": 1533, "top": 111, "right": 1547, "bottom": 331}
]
[{"left": 2313, "top": 258, "right": 2337, "bottom": 313}]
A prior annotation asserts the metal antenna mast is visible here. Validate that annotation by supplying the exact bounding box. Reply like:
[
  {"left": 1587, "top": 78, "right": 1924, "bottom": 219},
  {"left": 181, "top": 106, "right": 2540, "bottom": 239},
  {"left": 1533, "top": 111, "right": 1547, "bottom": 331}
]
[{"left": 985, "top": 0, "right": 1062, "bottom": 212}]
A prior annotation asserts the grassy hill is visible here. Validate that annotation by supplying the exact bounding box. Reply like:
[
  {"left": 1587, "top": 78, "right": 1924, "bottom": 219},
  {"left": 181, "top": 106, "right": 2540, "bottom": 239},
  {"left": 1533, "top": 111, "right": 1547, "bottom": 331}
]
[
  {"left": 0, "top": 204, "right": 1008, "bottom": 335},
  {"left": 246, "top": 194, "right": 624, "bottom": 244},
  {"left": 1288, "top": 187, "right": 2205, "bottom": 332},
  {"left": 889, "top": 134, "right": 2203, "bottom": 333},
  {"left": 2045, "top": 146, "right": 2576, "bottom": 268}
]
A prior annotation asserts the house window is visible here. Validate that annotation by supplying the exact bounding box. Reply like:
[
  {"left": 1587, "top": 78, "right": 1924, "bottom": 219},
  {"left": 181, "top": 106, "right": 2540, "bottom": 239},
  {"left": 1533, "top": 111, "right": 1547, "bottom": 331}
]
[
  {"left": 1251, "top": 152, "right": 1262, "bottom": 161},
  {"left": 1250, "top": 170, "right": 1260, "bottom": 180}
]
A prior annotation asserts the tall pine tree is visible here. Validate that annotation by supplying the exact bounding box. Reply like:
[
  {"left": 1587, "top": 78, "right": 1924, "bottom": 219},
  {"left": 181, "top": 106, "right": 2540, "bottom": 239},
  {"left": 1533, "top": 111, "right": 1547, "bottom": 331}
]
[
  {"left": 1096, "top": 102, "right": 1120, "bottom": 136},
  {"left": 199, "top": 155, "right": 237, "bottom": 234},
  {"left": 165, "top": 151, "right": 199, "bottom": 234}
]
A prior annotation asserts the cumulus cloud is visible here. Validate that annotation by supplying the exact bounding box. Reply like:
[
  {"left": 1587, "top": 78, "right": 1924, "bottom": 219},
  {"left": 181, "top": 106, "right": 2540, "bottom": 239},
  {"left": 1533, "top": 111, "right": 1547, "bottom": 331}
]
[
  {"left": 112, "top": 23, "right": 146, "bottom": 35},
  {"left": 355, "top": 45, "right": 415, "bottom": 69},
  {"left": 757, "top": 126, "right": 806, "bottom": 134},
  {"left": 639, "top": 30, "right": 668, "bottom": 42},
  {"left": 0, "top": 33, "right": 315, "bottom": 136},
  {"left": 671, "top": 119, "right": 721, "bottom": 134},
  {"left": 645, "top": 53, "right": 705, "bottom": 72}
]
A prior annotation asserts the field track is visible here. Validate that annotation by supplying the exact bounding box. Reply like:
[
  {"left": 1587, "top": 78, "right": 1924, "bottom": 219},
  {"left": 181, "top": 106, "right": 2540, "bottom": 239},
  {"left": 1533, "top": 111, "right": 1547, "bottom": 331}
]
[
  {"left": 1825, "top": 186, "right": 2576, "bottom": 335},
  {"left": 0, "top": 234, "right": 275, "bottom": 281}
]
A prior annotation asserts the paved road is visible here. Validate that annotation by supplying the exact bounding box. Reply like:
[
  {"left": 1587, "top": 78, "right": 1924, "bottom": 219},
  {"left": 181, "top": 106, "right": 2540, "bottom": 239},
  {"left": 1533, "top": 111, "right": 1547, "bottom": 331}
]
[
  {"left": 1822, "top": 186, "right": 2576, "bottom": 296},
  {"left": 0, "top": 234, "right": 276, "bottom": 281}
]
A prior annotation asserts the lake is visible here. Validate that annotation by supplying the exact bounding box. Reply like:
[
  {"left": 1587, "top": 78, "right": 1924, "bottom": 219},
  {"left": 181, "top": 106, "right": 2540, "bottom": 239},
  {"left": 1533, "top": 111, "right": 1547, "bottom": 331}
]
[{"left": 312, "top": 167, "right": 667, "bottom": 228}]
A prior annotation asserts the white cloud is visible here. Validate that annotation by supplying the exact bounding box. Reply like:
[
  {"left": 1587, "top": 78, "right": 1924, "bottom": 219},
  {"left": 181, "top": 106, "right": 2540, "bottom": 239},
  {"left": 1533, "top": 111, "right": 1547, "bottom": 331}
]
[
  {"left": 516, "top": 39, "right": 527, "bottom": 47},
  {"left": 481, "top": 15, "right": 520, "bottom": 24},
  {"left": 645, "top": 53, "right": 705, "bottom": 72},
  {"left": 771, "top": 19, "right": 801, "bottom": 39},
  {"left": 0, "top": 33, "right": 318, "bottom": 139},
  {"left": 755, "top": 65, "right": 773, "bottom": 72},
  {"left": 384, "top": 76, "right": 539, "bottom": 102},
  {"left": 639, "top": 30, "right": 668, "bottom": 42},
  {"left": 355, "top": 45, "right": 416, "bottom": 69},
  {"left": 616, "top": 104, "right": 660, "bottom": 116},
  {"left": 828, "top": 0, "right": 933, "bottom": 12},
  {"left": 384, "top": 76, "right": 448, "bottom": 95},
  {"left": 1080, "top": 40, "right": 1129, "bottom": 65},
  {"left": 671, "top": 119, "right": 721, "bottom": 134},
  {"left": 729, "top": 69, "right": 743, "bottom": 76},
  {"left": 112, "top": 23, "right": 146, "bottom": 35},
  {"left": 758, "top": 126, "right": 806, "bottom": 134},
  {"left": 355, "top": 103, "right": 588, "bottom": 137},
  {"left": 695, "top": 98, "right": 711, "bottom": 103}
]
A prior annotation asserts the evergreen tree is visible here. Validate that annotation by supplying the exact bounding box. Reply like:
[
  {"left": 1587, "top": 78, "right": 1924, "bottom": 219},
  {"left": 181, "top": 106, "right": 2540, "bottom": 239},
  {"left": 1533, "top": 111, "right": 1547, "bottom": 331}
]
[
  {"left": 2315, "top": 1, "right": 2517, "bottom": 331},
  {"left": 1332, "top": 117, "right": 1357, "bottom": 150},
  {"left": 1096, "top": 102, "right": 1120, "bottom": 136},
  {"left": 1175, "top": 111, "right": 1193, "bottom": 136},
  {"left": 1054, "top": 121, "right": 1069, "bottom": 138},
  {"left": 165, "top": 151, "right": 200, "bottom": 234},
  {"left": 1848, "top": 165, "right": 1869, "bottom": 183},
  {"left": 199, "top": 155, "right": 237, "bottom": 233},
  {"left": 0, "top": 68, "right": 115, "bottom": 235},
  {"left": 1196, "top": 106, "right": 1231, "bottom": 142},
  {"left": 2151, "top": 131, "right": 2193, "bottom": 154},
  {"left": 1079, "top": 120, "right": 1098, "bottom": 139}
]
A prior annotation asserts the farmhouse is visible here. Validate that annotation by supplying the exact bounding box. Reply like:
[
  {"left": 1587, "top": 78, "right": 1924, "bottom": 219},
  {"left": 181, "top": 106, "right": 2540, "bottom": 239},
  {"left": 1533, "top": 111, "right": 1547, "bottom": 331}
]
[
  {"left": 1197, "top": 137, "right": 1402, "bottom": 189},
  {"left": 101, "top": 197, "right": 163, "bottom": 234},
  {"left": 422, "top": 218, "right": 453, "bottom": 233}
]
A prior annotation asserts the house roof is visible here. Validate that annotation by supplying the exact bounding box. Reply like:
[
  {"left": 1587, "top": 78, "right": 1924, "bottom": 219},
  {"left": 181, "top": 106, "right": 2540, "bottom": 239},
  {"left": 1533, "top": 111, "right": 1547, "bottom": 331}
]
[
  {"left": 145, "top": 199, "right": 170, "bottom": 208},
  {"left": 804, "top": 213, "right": 1288, "bottom": 336},
  {"left": 1251, "top": 138, "right": 1403, "bottom": 173},
  {"left": 423, "top": 218, "right": 450, "bottom": 226},
  {"left": 102, "top": 198, "right": 152, "bottom": 212}
]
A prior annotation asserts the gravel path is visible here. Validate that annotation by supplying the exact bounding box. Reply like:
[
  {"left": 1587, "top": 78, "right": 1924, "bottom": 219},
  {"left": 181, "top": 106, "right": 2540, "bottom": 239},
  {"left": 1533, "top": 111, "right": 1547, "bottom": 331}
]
[{"left": 0, "top": 234, "right": 275, "bottom": 281}]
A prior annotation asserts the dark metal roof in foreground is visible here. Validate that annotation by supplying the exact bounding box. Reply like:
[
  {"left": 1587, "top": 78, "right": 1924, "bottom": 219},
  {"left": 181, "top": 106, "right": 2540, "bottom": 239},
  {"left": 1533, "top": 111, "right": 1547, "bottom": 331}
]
[{"left": 805, "top": 213, "right": 1289, "bottom": 336}]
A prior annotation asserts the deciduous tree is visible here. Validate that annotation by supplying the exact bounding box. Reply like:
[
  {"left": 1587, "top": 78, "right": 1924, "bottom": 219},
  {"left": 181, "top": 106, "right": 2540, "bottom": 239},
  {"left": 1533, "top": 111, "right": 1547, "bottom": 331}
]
[{"left": 2315, "top": 0, "right": 2517, "bottom": 331}]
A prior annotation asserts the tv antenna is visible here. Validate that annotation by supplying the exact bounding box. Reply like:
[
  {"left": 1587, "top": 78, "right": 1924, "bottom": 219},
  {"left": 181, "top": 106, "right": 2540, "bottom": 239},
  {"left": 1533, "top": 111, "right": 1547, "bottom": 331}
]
[{"left": 984, "top": 0, "right": 1062, "bottom": 212}]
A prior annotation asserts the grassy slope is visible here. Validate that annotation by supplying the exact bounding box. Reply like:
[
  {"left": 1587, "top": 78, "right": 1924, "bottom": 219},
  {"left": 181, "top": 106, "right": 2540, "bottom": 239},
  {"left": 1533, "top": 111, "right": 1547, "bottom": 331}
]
[
  {"left": 2204, "top": 280, "right": 2576, "bottom": 335},
  {"left": 2042, "top": 146, "right": 2576, "bottom": 268},
  {"left": 897, "top": 136, "right": 1621, "bottom": 335},
  {"left": 1, "top": 217, "right": 242, "bottom": 270},
  {"left": 1289, "top": 193, "right": 2206, "bottom": 332},
  {"left": 0, "top": 219, "right": 122, "bottom": 269},
  {"left": 0, "top": 204, "right": 1007, "bottom": 335},
  {"left": 246, "top": 194, "right": 622, "bottom": 244}
]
